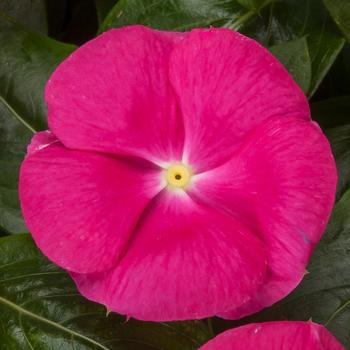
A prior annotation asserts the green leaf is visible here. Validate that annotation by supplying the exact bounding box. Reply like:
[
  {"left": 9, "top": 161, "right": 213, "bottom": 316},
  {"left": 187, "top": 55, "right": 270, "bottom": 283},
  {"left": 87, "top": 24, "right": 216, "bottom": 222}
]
[
  {"left": 0, "top": 234, "right": 210, "bottom": 349},
  {"left": 324, "top": 0, "right": 350, "bottom": 41},
  {"left": 325, "top": 124, "right": 350, "bottom": 200},
  {"left": 101, "top": 0, "right": 344, "bottom": 98},
  {"left": 0, "top": 0, "right": 48, "bottom": 33},
  {"left": 100, "top": 0, "right": 260, "bottom": 33},
  {"left": 0, "top": 14, "right": 76, "bottom": 234},
  {"left": 236, "top": 0, "right": 272, "bottom": 10},
  {"left": 0, "top": 13, "right": 76, "bottom": 131},
  {"left": 270, "top": 37, "right": 312, "bottom": 94},
  {"left": 238, "top": 0, "right": 346, "bottom": 97},
  {"left": 95, "top": 0, "right": 119, "bottom": 24},
  {"left": 0, "top": 103, "right": 31, "bottom": 233}
]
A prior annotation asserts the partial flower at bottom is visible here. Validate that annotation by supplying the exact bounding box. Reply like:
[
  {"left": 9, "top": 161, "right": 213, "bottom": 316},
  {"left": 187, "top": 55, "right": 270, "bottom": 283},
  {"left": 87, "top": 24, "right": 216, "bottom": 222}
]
[
  {"left": 198, "top": 321, "right": 345, "bottom": 349},
  {"left": 19, "top": 25, "right": 337, "bottom": 321}
]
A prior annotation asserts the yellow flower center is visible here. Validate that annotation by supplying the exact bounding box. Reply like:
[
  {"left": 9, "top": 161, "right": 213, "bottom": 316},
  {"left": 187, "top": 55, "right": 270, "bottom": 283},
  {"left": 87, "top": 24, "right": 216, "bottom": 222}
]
[{"left": 165, "top": 163, "right": 192, "bottom": 189}]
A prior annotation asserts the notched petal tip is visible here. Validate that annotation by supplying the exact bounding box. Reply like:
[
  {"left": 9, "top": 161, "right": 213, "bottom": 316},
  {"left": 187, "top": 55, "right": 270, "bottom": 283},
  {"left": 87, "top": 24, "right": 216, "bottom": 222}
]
[{"left": 26, "top": 130, "right": 58, "bottom": 156}]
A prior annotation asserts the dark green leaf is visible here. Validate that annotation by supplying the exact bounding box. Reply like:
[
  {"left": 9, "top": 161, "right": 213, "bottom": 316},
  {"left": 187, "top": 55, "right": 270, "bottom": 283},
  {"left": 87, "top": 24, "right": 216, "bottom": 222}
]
[
  {"left": 95, "top": 0, "right": 119, "bottom": 24},
  {"left": 0, "top": 234, "right": 210, "bottom": 349},
  {"left": 0, "top": 13, "right": 76, "bottom": 130},
  {"left": 101, "top": 0, "right": 262, "bottom": 34},
  {"left": 238, "top": 0, "right": 345, "bottom": 97},
  {"left": 0, "top": 0, "right": 47, "bottom": 33},
  {"left": 0, "top": 225, "right": 10, "bottom": 237},
  {"left": 324, "top": 0, "right": 350, "bottom": 41},
  {"left": 236, "top": 0, "right": 272, "bottom": 10},
  {"left": 101, "top": 0, "right": 344, "bottom": 97},
  {"left": 270, "top": 37, "right": 312, "bottom": 94},
  {"left": 0, "top": 14, "right": 75, "bottom": 233},
  {"left": 0, "top": 103, "right": 31, "bottom": 233},
  {"left": 325, "top": 124, "right": 350, "bottom": 200}
]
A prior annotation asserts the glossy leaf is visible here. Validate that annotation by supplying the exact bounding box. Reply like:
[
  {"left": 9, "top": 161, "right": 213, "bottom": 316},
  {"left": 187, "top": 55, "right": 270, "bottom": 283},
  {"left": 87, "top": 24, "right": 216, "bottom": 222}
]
[
  {"left": 324, "top": 0, "right": 350, "bottom": 41},
  {"left": 270, "top": 37, "right": 312, "bottom": 93},
  {"left": 101, "top": 0, "right": 246, "bottom": 32},
  {"left": 0, "top": 14, "right": 75, "bottom": 233},
  {"left": 0, "top": 234, "right": 210, "bottom": 349},
  {"left": 0, "top": 0, "right": 47, "bottom": 33},
  {"left": 0, "top": 13, "right": 76, "bottom": 130},
  {"left": 101, "top": 0, "right": 344, "bottom": 97},
  {"left": 245, "top": 0, "right": 345, "bottom": 97},
  {"left": 0, "top": 104, "right": 31, "bottom": 233}
]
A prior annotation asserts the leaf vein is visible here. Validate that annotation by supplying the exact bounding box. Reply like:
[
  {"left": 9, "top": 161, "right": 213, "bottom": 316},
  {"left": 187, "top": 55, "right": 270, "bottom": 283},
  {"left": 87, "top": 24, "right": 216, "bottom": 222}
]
[
  {"left": 0, "top": 296, "right": 111, "bottom": 350},
  {"left": 0, "top": 94, "right": 36, "bottom": 133}
]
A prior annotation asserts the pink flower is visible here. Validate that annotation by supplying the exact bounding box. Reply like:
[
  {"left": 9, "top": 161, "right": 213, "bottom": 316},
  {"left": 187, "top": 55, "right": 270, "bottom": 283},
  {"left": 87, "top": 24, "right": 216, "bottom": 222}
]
[
  {"left": 19, "top": 26, "right": 337, "bottom": 321},
  {"left": 199, "top": 321, "right": 345, "bottom": 349}
]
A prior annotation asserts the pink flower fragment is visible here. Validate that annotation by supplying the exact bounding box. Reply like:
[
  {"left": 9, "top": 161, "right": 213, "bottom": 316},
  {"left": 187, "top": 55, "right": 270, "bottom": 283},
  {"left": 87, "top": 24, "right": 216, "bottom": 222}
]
[
  {"left": 19, "top": 25, "right": 337, "bottom": 321},
  {"left": 199, "top": 321, "right": 345, "bottom": 350}
]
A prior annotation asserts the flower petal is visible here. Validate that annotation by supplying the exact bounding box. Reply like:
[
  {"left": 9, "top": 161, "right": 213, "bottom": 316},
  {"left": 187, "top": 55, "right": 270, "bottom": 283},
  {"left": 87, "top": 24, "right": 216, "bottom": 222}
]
[
  {"left": 72, "top": 191, "right": 267, "bottom": 321},
  {"left": 46, "top": 26, "right": 185, "bottom": 165},
  {"left": 169, "top": 28, "right": 310, "bottom": 171},
  {"left": 19, "top": 133, "right": 162, "bottom": 273},
  {"left": 199, "top": 321, "right": 345, "bottom": 349},
  {"left": 189, "top": 117, "right": 337, "bottom": 318}
]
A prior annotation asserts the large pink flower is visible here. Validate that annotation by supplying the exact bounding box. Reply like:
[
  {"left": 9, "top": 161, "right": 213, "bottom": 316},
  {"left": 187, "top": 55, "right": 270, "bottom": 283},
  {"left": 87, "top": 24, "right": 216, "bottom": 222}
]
[
  {"left": 199, "top": 321, "right": 345, "bottom": 349},
  {"left": 19, "top": 26, "right": 337, "bottom": 321}
]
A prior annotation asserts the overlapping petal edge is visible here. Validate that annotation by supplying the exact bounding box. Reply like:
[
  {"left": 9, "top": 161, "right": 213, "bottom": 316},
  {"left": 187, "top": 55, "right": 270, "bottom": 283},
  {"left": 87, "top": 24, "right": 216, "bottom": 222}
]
[
  {"left": 19, "top": 25, "right": 337, "bottom": 321},
  {"left": 199, "top": 321, "right": 345, "bottom": 349}
]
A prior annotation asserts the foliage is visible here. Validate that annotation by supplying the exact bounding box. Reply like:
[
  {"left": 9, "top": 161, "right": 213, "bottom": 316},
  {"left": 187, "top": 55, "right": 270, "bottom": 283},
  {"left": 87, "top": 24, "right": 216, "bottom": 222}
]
[{"left": 0, "top": 0, "right": 349, "bottom": 348}]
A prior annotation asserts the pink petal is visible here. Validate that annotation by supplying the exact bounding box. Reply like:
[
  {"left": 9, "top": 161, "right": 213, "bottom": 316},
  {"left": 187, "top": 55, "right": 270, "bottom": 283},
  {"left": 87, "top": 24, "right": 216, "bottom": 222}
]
[
  {"left": 189, "top": 117, "right": 337, "bottom": 318},
  {"left": 199, "top": 321, "right": 345, "bottom": 349},
  {"left": 26, "top": 130, "right": 58, "bottom": 155},
  {"left": 19, "top": 133, "right": 162, "bottom": 273},
  {"left": 72, "top": 191, "right": 267, "bottom": 321},
  {"left": 169, "top": 28, "right": 310, "bottom": 172},
  {"left": 46, "top": 26, "right": 185, "bottom": 165}
]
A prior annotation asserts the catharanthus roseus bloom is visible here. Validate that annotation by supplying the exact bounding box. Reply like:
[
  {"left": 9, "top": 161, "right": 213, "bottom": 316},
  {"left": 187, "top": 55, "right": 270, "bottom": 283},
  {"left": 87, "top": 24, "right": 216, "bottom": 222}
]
[
  {"left": 19, "top": 25, "right": 337, "bottom": 321},
  {"left": 199, "top": 321, "right": 345, "bottom": 349}
]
